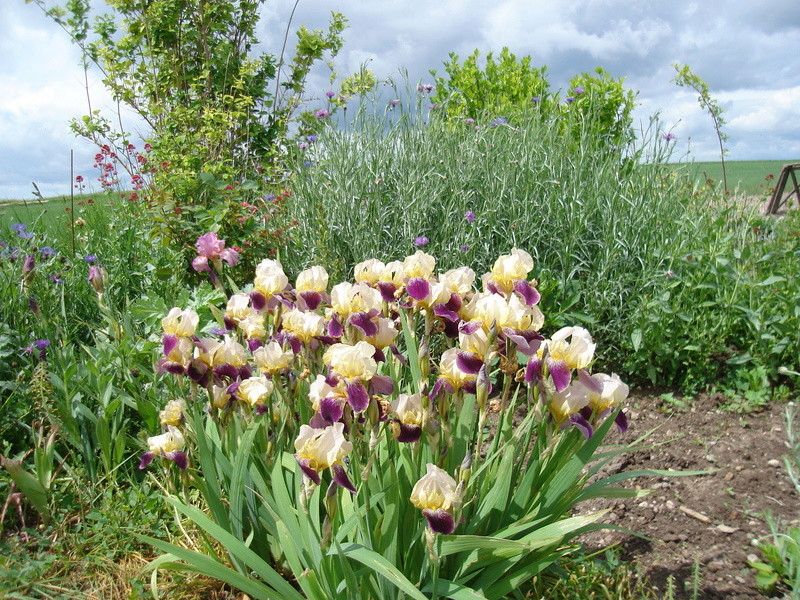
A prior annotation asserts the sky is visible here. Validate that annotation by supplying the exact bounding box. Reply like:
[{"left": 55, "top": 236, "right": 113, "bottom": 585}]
[{"left": 2, "top": 0, "right": 799, "bottom": 200}]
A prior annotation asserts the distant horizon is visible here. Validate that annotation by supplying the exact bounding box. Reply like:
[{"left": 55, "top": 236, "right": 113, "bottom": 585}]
[{"left": 3, "top": 157, "right": 798, "bottom": 203}]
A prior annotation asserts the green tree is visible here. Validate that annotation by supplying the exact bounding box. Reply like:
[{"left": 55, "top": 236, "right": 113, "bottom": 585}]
[
  {"left": 429, "top": 49, "right": 636, "bottom": 153},
  {"left": 28, "top": 0, "right": 347, "bottom": 272},
  {"left": 672, "top": 63, "right": 730, "bottom": 193}
]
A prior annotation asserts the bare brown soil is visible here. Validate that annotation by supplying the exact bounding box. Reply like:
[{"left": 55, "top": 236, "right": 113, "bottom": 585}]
[{"left": 580, "top": 392, "right": 799, "bottom": 599}]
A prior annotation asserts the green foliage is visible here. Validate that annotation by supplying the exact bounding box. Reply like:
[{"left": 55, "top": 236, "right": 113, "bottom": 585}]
[
  {"left": 526, "top": 546, "right": 659, "bottom": 599},
  {"left": 625, "top": 207, "right": 800, "bottom": 392},
  {"left": 429, "top": 50, "right": 636, "bottom": 152},
  {"left": 750, "top": 516, "right": 800, "bottom": 597},
  {"left": 29, "top": 0, "right": 348, "bottom": 273},
  {"left": 564, "top": 67, "right": 637, "bottom": 150},
  {"left": 430, "top": 48, "right": 551, "bottom": 119}
]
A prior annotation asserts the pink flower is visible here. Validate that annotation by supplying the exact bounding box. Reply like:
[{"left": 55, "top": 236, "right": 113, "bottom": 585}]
[{"left": 192, "top": 232, "right": 239, "bottom": 272}]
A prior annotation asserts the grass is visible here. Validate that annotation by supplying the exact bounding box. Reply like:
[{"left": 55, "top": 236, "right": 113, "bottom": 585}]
[{"left": 673, "top": 159, "right": 800, "bottom": 196}]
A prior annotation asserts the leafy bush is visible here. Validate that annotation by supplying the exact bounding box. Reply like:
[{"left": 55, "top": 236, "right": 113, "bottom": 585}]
[
  {"left": 429, "top": 49, "right": 636, "bottom": 151},
  {"left": 31, "top": 0, "right": 347, "bottom": 273}
]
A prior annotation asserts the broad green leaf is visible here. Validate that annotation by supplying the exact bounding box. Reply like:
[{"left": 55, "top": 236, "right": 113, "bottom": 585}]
[
  {"left": 1, "top": 457, "right": 51, "bottom": 523},
  {"left": 161, "top": 497, "right": 304, "bottom": 600},
  {"left": 438, "top": 535, "right": 532, "bottom": 558},
  {"left": 421, "top": 578, "right": 487, "bottom": 600},
  {"left": 757, "top": 275, "right": 785, "bottom": 287},
  {"left": 335, "top": 543, "right": 428, "bottom": 600},
  {"left": 138, "top": 536, "right": 281, "bottom": 600},
  {"left": 631, "top": 328, "right": 642, "bottom": 352}
]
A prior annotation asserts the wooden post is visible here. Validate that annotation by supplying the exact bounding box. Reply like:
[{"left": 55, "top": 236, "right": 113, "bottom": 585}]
[{"left": 765, "top": 163, "right": 800, "bottom": 215}]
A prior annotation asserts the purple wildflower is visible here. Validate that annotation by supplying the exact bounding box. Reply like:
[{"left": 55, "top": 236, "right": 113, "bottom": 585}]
[
  {"left": 315, "top": 109, "right": 330, "bottom": 119},
  {"left": 531, "top": 96, "right": 540, "bottom": 104},
  {"left": 18, "top": 231, "right": 34, "bottom": 239},
  {"left": 573, "top": 87, "right": 585, "bottom": 95},
  {"left": 565, "top": 97, "right": 575, "bottom": 104},
  {"left": 464, "top": 118, "right": 475, "bottom": 125},
  {"left": 307, "top": 135, "right": 318, "bottom": 142},
  {"left": 23, "top": 339, "right": 50, "bottom": 361},
  {"left": 414, "top": 236, "right": 429, "bottom": 247},
  {"left": 662, "top": 133, "right": 677, "bottom": 141},
  {"left": 40, "top": 246, "right": 55, "bottom": 257},
  {"left": 11, "top": 223, "right": 26, "bottom": 232},
  {"left": 389, "top": 99, "right": 400, "bottom": 108},
  {"left": 465, "top": 210, "right": 475, "bottom": 223},
  {"left": 326, "top": 91, "right": 335, "bottom": 99},
  {"left": 490, "top": 117, "right": 507, "bottom": 127},
  {"left": 460, "top": 244, "right": 469, "bottom": 252},
  {"left": 84, "top": 254, "right": 98, "bottom": 263}
]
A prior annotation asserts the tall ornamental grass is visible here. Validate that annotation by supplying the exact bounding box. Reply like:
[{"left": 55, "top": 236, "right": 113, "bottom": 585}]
[
  {"left": 285, "top": 104, "right": 800, "bottom": 392},
  {"left": 285, "top": 108, "right": 706, "bottom": 377}
]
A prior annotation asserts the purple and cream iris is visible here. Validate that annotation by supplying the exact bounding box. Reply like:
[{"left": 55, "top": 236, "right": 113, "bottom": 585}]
[
  {"left": 294, "top": 422, "right": 356, "bottom": 493},
  {"left": 410, "top": 464, "right": 460, "bottom": 534},
  {"left": 138, "top": 426, "right": 187, "bottom": 470}
]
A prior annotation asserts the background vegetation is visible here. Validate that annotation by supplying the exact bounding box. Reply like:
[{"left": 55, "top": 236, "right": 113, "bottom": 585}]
[{"left": 1, "top": 4, "right": 799, "bottom": 598}]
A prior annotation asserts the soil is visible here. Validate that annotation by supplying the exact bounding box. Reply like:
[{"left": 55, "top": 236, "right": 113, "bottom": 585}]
[{"left": 578, "top": 391, "right": 799, "bottom": 599}]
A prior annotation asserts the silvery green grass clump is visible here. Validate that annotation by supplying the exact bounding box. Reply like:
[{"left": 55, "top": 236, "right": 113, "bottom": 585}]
[{"left": 136, "top": 240, "right": 668, "bottom": 600}]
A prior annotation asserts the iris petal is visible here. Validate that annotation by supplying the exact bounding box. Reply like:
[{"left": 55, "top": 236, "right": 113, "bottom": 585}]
[
  {"left": 350, "top": 312, "right": 378, "bottom": 337},
  {"left": 525, "top": 356, "right": 542, "bottom": 384},
  {"left": 370, "top": 374, "right": 394, "bottom": 395},
  {"left": 512, "top": 279, "right": 541, "bottom": 306},
  {"left": 407, "top": 277, "right": 431, "bottom": 301},
  {"left": 548, "top": 359, "right": 572, "bottom": 392},
  {"left": 165, "top": 450, "right": 188, "bottom": 470},
  {"left": 320, "top": 396, "right": 345, "bottom": 423},
  {"left": 296, "top": 456, "right": 321, "bottom": 485},
  {"left": 327, "top": 315, "right": 344, "bottom": 338},
  {"left": 332, "top": 463, "right": 357, "bottom": 494},
  {"left": 346, "top": 381, "right": 370, "bottom": 412},
  {"left": 568, "top": 414, "right": 594, "bottom": 439},
  {"left": 422, "top": 508, "right": 455, "bottom": 534},
  {"left": 615, "top": 410, "right": 628, "bottom": 433},
  {"left": 138, "top": 451, "right": 155, "bottom": 470},
  {"left": 456, "top": 351, "right": 484, "bottom": 375}
]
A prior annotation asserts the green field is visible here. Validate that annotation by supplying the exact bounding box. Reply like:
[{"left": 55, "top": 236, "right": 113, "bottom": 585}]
[{"left": 674, "top": 159, "right": 800, "bottom": 196}]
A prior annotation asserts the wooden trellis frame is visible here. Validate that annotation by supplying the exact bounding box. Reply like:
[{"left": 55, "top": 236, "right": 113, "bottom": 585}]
[{"left": 765, "top": 163, "right": 800, "bottom": 215}]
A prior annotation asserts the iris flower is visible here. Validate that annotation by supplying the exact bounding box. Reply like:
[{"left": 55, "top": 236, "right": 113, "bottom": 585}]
[
  {"left": 294, "top": 422, "right": 356, "bottom": 493},
  {"left": 322, "top": 341, "right": 383, "bottom": 413},
  {"left": 527, "top": 326, "right": 595, "bottom": 392},
  {"left": 390, "top": 393, "right": 424, "bottom": 442},
  {"left": 410, "top": 464, "right": 459, "bottom": 534},
  {"left": 138, "top": 426, "right": 187, "bottom": 470}
]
